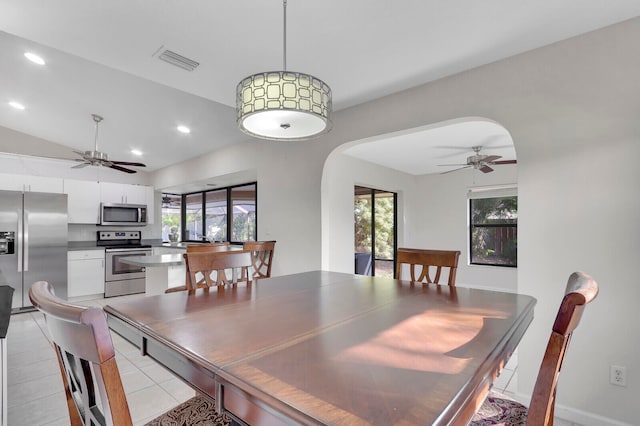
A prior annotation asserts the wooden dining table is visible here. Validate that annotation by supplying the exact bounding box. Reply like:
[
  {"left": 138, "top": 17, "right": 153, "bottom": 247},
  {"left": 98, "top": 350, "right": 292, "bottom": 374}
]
[{"left": 104, "top": 271, "right": 536, "bottom": 425}]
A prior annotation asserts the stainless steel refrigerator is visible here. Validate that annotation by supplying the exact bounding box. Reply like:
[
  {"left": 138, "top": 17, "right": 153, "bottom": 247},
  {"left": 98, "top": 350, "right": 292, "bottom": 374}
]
[{"left": 0, "top": 190, "right": 67, "bottom": 311}]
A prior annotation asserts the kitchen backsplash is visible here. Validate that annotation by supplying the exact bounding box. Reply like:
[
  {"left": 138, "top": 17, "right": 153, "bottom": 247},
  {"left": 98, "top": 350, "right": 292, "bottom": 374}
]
[{"left": 68, "top": 223, "right": 160, "bottom": 242}]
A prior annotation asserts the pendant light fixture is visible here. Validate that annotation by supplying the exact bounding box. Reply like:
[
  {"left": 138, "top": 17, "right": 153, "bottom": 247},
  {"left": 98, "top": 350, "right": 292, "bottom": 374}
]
[{"left": 236, "top": 0, "right": 332, "bottom": 141}]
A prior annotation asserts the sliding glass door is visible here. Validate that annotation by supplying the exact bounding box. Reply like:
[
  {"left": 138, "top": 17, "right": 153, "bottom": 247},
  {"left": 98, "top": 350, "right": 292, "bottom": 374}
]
[{"left": 354, "top": 186, "right": 397, "bottom": 277}]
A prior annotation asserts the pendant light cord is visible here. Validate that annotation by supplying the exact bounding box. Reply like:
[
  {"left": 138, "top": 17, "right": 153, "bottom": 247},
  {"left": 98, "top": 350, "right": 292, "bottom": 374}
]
[{"left": 283, "top": 0, "right": 287, "bottom": 71}]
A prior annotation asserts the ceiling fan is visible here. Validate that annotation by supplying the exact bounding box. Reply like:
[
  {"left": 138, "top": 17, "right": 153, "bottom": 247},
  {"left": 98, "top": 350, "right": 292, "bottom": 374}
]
[
  {"left": 438, "top": 145, "right": 516, "bottom": 174},
  {"left": 71, "top": 114, "right": 146, "bottom": 174}
]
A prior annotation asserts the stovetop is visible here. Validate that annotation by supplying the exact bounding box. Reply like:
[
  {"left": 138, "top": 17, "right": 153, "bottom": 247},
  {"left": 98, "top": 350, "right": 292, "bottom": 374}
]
[{"left": 97, "top": 230, "right": 151, "bottom": 249}]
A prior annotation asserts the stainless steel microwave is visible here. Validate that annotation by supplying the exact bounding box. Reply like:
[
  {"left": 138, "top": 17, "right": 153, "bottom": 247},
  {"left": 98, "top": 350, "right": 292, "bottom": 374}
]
[{"left": 100, "top": 203, "right": 147, "bottom": 226}]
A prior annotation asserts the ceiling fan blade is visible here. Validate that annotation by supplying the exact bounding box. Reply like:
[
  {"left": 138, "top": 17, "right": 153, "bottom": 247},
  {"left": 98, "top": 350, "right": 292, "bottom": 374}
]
[
  {"left": 441, "top": 165, "right": 471, "bottom": 174},
  {"left": 483, "top": 155, "right": 502, "bottom": 163},
  {"left": 71, "top": 162, "right": 90, "bottom": 169},
  {"left": 480, "top": 165, "right": 494, "bottom": 173},
  {"left": 438, "top": 163, "right": 468, "bottom": 167},
  {"left": 111, "top": 160, "right": 146, "bottom": 167},
  {"left": 109, "top": 164, "right": 137, "bottom": 174},
  {"left": 491, "top": 159, "right": 517, "bottom": 165}
]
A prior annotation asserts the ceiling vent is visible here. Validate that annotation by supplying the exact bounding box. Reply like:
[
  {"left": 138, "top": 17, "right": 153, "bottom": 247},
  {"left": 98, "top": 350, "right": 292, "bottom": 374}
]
[{"left": 156, "top": 48, "right": 200, "bottom": 72}]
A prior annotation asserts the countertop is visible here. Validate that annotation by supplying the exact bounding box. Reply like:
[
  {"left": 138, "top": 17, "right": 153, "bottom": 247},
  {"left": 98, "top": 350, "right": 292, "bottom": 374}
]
[
  {"left": 67, "top": 240, "right": 230, "bottom": 251},
  {"left": 67, "top": 239, "right": 168, "bottom": 251},
  {"left": 67, "top": 241, "right": 105, "bottom": 251},
  {"left": 119, "top": 254, "right": 185, "bottom": 267}
]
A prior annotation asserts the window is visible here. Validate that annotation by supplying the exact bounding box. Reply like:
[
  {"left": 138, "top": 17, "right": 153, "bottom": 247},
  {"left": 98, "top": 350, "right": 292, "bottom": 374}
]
[
  {"left": 354, "top": 186, "right": 397, "bottom": 277},
  {"left": 205, "top": 190, "right": 227, "bottom": 241},
  {"left": 182, "top": 182, "right": 257, "bottom": 243},
  {"left": 469, "top": 195, "right": 517, "bottom": 267},
  {"left": 231, "top": 184, "right": 256, "bottom": 242},
  {"left": 184, "top": 193, "right": 204, "bottom": 241},
  {"left": 161, "top": 194, "right": 182, "bottom": 242}
]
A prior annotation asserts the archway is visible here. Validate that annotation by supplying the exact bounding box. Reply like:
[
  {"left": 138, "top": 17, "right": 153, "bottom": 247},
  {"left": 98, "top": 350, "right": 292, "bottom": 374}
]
[{"left": 320, "top": 117, "right": 518, "bottom": 292}]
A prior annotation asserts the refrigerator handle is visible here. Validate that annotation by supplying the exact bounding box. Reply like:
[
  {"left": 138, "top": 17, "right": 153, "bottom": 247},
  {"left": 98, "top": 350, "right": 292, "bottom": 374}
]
[
  {"left": 23, "top": 210, "right": 29, "bottom": 272},
  {"left": 17, "top": 210, "right": 23, "bottom": 272}
]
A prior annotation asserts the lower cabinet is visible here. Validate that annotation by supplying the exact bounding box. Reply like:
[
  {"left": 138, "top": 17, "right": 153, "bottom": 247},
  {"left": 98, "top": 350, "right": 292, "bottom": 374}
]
[{"left": 68, "top": 250, "right": 105, "bottom": 298}]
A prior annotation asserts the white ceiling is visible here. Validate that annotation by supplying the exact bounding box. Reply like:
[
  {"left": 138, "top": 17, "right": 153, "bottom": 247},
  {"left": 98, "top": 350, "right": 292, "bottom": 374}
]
[
  {"left": 343, "top": 120, "right": 516, "bottom": 175},
  {"left": 0, "top": 1, "right": 639, "bottom": 173}
]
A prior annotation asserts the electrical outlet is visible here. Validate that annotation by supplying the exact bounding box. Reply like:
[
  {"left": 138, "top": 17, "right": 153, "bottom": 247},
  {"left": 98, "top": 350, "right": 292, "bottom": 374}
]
[{"left": 610, "top": 365, "right": 627, "bottom": 387}]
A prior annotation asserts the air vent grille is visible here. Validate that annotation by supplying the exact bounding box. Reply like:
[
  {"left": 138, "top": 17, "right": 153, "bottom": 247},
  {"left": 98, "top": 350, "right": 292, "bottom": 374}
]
[{"left": 157, "top": 49, "right": 200, "bottom": 72}]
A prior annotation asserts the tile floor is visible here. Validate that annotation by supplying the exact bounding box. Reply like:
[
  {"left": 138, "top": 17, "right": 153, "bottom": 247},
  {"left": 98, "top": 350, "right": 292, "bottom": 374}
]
[
  {"left": 6, "top": 293, "right": 580, "bottom": 426},
  {"left": 6, "top": 293, "right": 196, "bottom": 426}
]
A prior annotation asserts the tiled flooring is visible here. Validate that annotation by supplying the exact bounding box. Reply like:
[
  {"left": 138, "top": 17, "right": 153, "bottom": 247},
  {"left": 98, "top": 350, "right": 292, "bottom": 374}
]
[
  {"left": 6, "top": 293, "right": 579, "bottom": 426},
  {"left": 6, "top": 293, "right": 195, "bottom": 426}
]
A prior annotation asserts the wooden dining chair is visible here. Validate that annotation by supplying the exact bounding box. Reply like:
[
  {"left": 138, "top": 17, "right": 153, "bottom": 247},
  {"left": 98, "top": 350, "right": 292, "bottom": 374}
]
[
  {"left": 185, "top": 242, "right": 230, "bottom": 252},
  {"left": 28, "top": 281, "right": 230, "bottom": 426},
  {"left": 395, "top": 248, "right": 461, "bottom": 286},
  {"left": 469, "top": 271, "right": 599, "bottom": 425},
  {"left": 185, "top": 251, "right": 253, "bottom": 292},
  {"left": 165, "top": 242, "right": 232, "bottom": 293},
  {"left": 243, "top": 240, "right": 276, "bottom": 279}
]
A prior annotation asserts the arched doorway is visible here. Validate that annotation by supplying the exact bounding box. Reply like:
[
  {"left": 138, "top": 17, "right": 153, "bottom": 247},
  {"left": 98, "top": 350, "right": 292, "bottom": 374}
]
[{"left": 321, "top": 117, "right": 518, "bottom": 292}]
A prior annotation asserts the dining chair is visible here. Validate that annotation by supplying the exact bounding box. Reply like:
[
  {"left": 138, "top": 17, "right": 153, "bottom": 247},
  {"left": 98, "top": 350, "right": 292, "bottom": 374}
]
[
  {"left": 185, "top": 251, "right": 253, "bottom": 292},
  {"left": 184, "top": 242, "right": 230, "bottom": 252},
  {"left": 395, "top": 248, "right": 461, "bottom": 286},
  {"left": 469, "top": 271, "right": 599, "bottom": 425},
  {"left": 165, "top": 242, "right": 232, "bottom": 293},
  {"left": 242, "top": 240, "right": 276, "bottom": 279},
  {"left": 28, "top": 281, "right": 230, "bottom": 426}
]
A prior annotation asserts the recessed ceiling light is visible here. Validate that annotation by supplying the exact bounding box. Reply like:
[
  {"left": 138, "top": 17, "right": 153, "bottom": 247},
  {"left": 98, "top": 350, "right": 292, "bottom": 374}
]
[
  {"left": 177, "top": 125, "right": 191, "bottom": 134},
  {"left": 24, "top": 52, "right": 45, "bottom": 65},
  {"left": 9, "top": 101, "right": 25, "bottom": 110},
  {"left": 131, "top": 149, "right": 143, "bottom": 156}
]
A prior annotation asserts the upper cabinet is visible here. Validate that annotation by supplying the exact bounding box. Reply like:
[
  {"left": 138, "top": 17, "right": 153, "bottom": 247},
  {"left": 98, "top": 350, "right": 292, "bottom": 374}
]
[
  {"left": 0, "top": 173, "right": 155, "bottom": 225},
  {"left": 100, "top": 182, "right": 146, "bottom": 205},
  {"left": 63, "top": 179, "right": 101, "bottom": 224},
  {"left": 0, "top": 173, "right": 64, "bottom": 193}
]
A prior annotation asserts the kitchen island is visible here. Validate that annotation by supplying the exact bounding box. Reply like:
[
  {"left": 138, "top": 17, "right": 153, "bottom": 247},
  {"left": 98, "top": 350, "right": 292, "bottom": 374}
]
[{"left": 120, "top": 254, "right": 184, "bottom": 296}]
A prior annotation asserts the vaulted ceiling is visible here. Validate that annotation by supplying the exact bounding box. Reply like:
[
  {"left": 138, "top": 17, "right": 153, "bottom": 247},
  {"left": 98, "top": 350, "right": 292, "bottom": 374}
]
[{"left": 1, "top": 1, "right": 638, "bottom": 173}]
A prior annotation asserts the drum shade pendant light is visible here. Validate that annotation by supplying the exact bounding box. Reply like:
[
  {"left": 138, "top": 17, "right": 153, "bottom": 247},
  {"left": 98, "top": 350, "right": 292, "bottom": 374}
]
[{"left": 236, "top": 0, "right": 332, "bottom": 140}]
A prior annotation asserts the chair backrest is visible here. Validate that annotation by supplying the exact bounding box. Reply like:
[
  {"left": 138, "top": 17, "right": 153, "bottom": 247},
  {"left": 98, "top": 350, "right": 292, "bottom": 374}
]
[
  {"left": 28, "top": 281, "right": 133, "bottom": 426},
  {"left": 184, "top": 251, "right": 253, "bottom": 291},
  {"left": 184, "top": 243, "right": 232, "bottom": 287},
  {"left": 186, "top": 242, "right": 230, "bottom": 253},
  {"left": 395, "top": 248, "right": 461, "bottom": 286},
  {"left": 242, "top": 241, "right": 276, "bottom": 279},
  {"left": 526, "top": 271, "right": 599, "bottom": 425}
]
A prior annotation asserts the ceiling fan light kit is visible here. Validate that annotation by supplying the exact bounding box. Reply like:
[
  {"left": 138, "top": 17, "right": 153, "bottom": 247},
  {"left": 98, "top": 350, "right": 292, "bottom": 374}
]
[{"left": 236, "top": 0, "right": 332, "bottom": 141}]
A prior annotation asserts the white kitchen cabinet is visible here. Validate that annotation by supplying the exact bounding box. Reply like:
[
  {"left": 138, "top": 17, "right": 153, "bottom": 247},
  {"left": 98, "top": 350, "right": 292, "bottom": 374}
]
[
  {"left": 0, "top": 173, "right": 25, "bottom": 191},
  {"left": 24, "top": 175, "right": 64, "bottom": 193},
  {"left": 0, "top": 173, "right": 63, "bottom": 193},
  {"left": 63, "top": 179, "right": 101, "bottom": 224},
  {"left": 67, "top": 249, "right": 105, "bottom": 298},
  {"left": 100, "top": 182, "right": 147, "bottom": 205},
  {"left": 145, "top": 186, "right": 155, "bottom": 225}
]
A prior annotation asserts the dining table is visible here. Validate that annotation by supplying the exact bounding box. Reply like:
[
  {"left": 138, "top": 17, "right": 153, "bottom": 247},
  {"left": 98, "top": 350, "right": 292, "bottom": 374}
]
[{"left": 104, "top": 270, "right": 536, "bottom": 425}]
